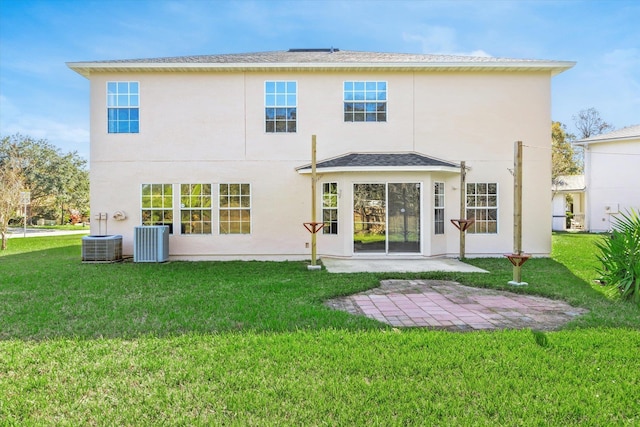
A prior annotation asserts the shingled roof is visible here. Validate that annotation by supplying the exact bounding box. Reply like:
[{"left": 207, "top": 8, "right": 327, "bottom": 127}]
[
  {"left": 552, "top": 175, "right": 585, "bottom": 192},
  {"left": 574, "top": 124, "right": 640, "bottom": 145},
  {"left": 296, "top": 152, "right": 459, "bottom": 173},
  {"left": 67, "top": 49, "right": 575, "bottom": 78}
]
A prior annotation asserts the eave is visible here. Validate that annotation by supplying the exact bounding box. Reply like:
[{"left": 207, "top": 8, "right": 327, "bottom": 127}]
[
  {"left": 573, "top": 135, "right": 640, "bottom": 146},
  {"left": 66, "top": 60, "right": 576, "bottom": 79},
  {"left": 296, "top": 165, "right": 461, "bottom": 175}
]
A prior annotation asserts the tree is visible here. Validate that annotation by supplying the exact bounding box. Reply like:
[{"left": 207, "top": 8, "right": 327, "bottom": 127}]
[
  {"left": 0, "top": 134, "right": 89, "bottom": 249},
  {"left": 50, "top": 152, "right": 90, "bottom": 225},
  {"left": 0, "top": 143, "right": 25, "bottom": 249},
  {"left": 570, "top": 108, "right": 614, "bottom": 175},
  {"left": 573, "top": 107, "right": 614, "bottom": 139},
  {"left": 551, "top": 121, "right": 580, "bottom": 182}
]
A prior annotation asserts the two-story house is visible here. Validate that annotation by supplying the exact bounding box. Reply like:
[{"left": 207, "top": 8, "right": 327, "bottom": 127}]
[{"left": 67, "top": 49, "right": 574, "bottom": 260}]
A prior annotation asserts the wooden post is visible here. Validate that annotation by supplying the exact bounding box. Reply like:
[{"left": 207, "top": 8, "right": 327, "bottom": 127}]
[
  {"left": 505, "top": 141, "right": 530, "bottom": 284},
  {"left": 459, "top": 161, "right": 466, "bottom": 258},
  {"left": 309, "top": 135, "right": 320, "bottom": 269},
  {"left": 511, "top": 140, "right": 526, "bottom": 285}
]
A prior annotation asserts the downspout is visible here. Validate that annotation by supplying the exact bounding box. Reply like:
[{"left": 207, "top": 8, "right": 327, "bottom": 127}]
[
  {"left": 412, "top": 72, "right": 416, "bottom": 152},
  {"left": 583, "top": 144, "right": 591, "bottom": 231}
]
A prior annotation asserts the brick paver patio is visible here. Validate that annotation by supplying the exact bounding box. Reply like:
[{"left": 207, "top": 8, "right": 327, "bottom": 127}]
[{"left": 325, "top": 279, "right": 588, "bottom": 331}]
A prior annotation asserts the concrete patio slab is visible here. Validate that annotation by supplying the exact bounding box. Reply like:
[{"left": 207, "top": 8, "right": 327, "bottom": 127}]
[{"left": 321, "top": 257, "right": 488, "bottom": 273}]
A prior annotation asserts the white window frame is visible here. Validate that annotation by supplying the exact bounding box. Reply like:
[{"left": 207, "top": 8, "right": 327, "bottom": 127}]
[
  {"left": 107, "top": 81, "right": 140, "bottom": 133},
  {"left": 219, "top": 183, "right": 252, "bottom": 234},
  {"left": 322, "top": 182, "right": 339, "bottom": 235},
  {"left": 465, "top": 182, "right": 498, "bottom": 234},
  {"left": 179, "top": 183, "right": 213, "bottom": 235},
  {"left": 343, "top": 81, "right": 387, "bottom": 122},
  {"left": 434, "top": 182, "right": 445, "bottom": 235},
  {"left": 265, "top": 81, "right": 297, "bottom": 133},
  {"left": 141, "top": 183, "right": 174, "bottom": 233}
]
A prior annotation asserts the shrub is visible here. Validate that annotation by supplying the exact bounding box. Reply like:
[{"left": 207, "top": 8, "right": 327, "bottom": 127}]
[{"left": 595, "top": 209, "right": 640, "bottom": 305}]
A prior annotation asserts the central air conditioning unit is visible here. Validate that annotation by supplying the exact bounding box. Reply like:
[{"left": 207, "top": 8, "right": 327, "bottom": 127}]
[
  {"left": 134, "top": 226, "right": 169, "bottom": 263},
  {"left": 82, "top": 235, "right": 123, "bottom": 262}
]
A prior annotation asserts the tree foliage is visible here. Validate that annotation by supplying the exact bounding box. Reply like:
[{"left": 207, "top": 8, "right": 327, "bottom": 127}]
[
  {"left": 551, "top": 121, "right": 580, "bottom": 181},
  {"left": 573, "top": 107, "right": 614, "bottom": 139},
  {"left": 552, "top": 108, "right": 614, "bottom": 182},
  {"left": 0, "top": 134, "right": 89, "bottom": 249}
]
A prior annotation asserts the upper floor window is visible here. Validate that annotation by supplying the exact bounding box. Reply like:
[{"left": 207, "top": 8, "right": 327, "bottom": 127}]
[
  {"left": 322, "top": 182, "right": 338, "bottom": 234},
  {"left": 466, "top": 183, "right": 498, "bottom": 234},
  {"left": 180, "top": 184, "right": 212, "bottom": 234},
  {"left": 344, "top": 81, "right": 386, "bottom": 122},
  {"left": 219, "top": 183, "right": 251, "bottom": 234},
  {"left": 107, "top": 81, "right": 139, "bottom": 133},
  {"left": 141, "top": 183, "right": 173, "bottom": 233},
  {"left": 265, "top": 81, "right": 296, "bottom": 133},
  {"left": 434, "top": 182, "right": 445, "bottom": 235}
]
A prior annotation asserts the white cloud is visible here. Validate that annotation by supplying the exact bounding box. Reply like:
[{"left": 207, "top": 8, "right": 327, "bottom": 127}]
[
  {"left": 552, "top": 47, "right": 640, "bottom": 133},
  {"left": 602, "top": 48, "right": 640, "bottom": 82},
  {"left": 0, "top": 94, "right": 19, "bottom": 117},
  {"left": 403, "top": 26, "right": 456, "bottom": 53},
  {"left": 402, "top": 26, "right": 491, "bottom": 57},
  {"left": 0, "top": 94, "right": 89, "bottom": 158},
  {"left": 586, "top": 48, "right": 640, "bottom": 127},
  {"left": 468, "top": 50, "right": 492, "bottom": 58}
]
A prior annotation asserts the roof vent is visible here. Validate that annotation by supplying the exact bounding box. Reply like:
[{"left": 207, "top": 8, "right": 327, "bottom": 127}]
[{"left": 288, "top": 48, "right": 339, "bottom": 53}]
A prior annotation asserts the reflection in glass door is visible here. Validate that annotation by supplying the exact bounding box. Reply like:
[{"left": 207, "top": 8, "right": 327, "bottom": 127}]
[
  {"left": 388, "top": 183, "right": 420, "bottom": 253},
  {"left": 353, "top": 183, "right": 420, "bottom": 254},
  {"left": 353, "top": 184, "right": 386, "bottom": 253}
]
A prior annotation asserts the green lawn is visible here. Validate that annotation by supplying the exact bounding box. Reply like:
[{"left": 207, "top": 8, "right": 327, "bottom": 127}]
[{"left": 1, "top": 233, "right": 638, "bottom": 425}]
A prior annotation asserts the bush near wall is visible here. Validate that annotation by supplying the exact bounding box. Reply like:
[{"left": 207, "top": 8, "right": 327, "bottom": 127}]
[{"left": 596, "top": 209, "right": 640, "bottom": 305}]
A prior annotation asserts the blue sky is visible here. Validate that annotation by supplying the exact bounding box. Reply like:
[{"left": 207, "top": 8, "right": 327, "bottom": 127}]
[{"left": 1, "top": 0, "right": 638, "bottom": 159}]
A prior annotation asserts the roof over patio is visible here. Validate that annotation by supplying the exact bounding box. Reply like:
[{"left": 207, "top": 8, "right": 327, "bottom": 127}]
[{"left": 296, "top": 152, "right": 460, "bottom": 174}]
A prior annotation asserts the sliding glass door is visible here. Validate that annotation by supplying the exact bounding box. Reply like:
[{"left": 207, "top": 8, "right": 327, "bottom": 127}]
[
  {"left": 353, "top": 184, "right": 386, "bottom": 253},
  {"left": 388, "top": 183, "right": 421, "bottom": 253},
  {"left": 353, "top": 183, "right": 420, "bottom": 254}
]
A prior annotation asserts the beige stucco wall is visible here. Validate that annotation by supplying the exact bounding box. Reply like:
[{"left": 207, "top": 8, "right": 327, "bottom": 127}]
[
  {"left": 87, "top": 69, "right": 553, "bottom": 259},
  {"left": 585, "top": 138, "right": 640, "bottom": 232}
]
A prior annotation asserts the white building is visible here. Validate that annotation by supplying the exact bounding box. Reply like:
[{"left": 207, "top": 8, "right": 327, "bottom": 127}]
[
  {"left": 574, "top": 125, "right": 640, "bottom": 232},
  {"left": 552, "top": 175, "right": 585, "bottom": 231},
  {"left": 67, "top": 49, "right": 574, "bottom": 260}
]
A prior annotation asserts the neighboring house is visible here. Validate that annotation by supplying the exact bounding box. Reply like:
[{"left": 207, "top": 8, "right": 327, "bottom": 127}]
[
  {"left": 67, "top": 49, "right": 574, "bottom": 260},
  {"left": 551, "top": 175, "right": 586, "bottom": 231},
  {"left": 574, "top": 125, "right": 640, "bottom": 232}
]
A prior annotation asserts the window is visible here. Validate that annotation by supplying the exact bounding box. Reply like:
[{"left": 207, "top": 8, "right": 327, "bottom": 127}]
[
  {"left": 265, "top": 81, "right": 296, "bottom": 132},
  {"left": 219, "top": 184, "right": 251, "bottom": 234},
  {"left": 107, "top": 81, "right": 139, "bottom": 133},
  {"left": 141, "top": 184, "right": 173, "bottom": 233},
  {"left": 344, "top": 81, "right": 387, "bottom": 122},
  {"left": 180, "top": 184, "right": 212, "bottom": 234},
  {"left": 434, "top": 182, "right": 445, "bottom": 235},
  {"left": 322, "top": 182, "right": 338, "bottom": 234},
  {"left": 466, "top": 183, "right": 498, "bottom": 234}
]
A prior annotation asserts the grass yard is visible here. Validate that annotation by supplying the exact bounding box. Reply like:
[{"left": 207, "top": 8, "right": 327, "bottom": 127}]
[{"left": 1, "top": 233, "right": 638, "bottom": 425}]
